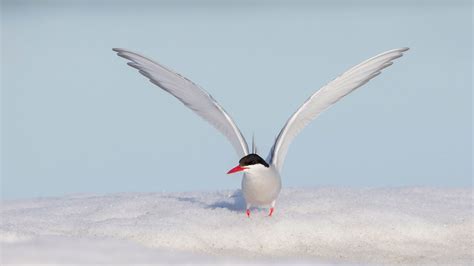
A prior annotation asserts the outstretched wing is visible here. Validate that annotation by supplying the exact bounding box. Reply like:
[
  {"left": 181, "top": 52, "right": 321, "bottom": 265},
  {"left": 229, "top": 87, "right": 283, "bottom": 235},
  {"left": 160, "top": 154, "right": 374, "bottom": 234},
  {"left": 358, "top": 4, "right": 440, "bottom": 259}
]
[
  {"left": 268, "top": 48, "right": 409, "bottom": 171},
  {"left": 113, "top": 48, "right": 249, "bottom": 157}
]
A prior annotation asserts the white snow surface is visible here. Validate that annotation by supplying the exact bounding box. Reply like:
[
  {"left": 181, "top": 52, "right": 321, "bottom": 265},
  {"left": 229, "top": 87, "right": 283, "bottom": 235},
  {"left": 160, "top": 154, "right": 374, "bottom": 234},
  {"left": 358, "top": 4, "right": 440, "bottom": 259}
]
[{"left": 1, "top": 187, "right": 472, "bottom": 264}]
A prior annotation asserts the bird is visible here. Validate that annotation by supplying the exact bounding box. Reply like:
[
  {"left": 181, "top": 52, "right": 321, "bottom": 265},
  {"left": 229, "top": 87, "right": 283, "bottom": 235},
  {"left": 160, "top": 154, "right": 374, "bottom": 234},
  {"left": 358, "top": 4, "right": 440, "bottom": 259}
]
[{"left": 113, "top": 47, "right": 409, "bottom": 217}]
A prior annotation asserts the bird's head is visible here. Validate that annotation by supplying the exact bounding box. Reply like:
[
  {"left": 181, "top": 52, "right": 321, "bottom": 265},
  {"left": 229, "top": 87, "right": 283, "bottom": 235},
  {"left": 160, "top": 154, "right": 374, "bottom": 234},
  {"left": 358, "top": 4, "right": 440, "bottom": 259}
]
[{"left": 226, "top": 153, "right": 269, "bottom": 174}]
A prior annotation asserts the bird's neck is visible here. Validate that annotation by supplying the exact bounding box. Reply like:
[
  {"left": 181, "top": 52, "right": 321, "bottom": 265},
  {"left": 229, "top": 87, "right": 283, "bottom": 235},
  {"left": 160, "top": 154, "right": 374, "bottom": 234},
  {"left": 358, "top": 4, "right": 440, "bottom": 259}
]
[{"left": 245, "top": 164, "right": 278, "bottom": 179}]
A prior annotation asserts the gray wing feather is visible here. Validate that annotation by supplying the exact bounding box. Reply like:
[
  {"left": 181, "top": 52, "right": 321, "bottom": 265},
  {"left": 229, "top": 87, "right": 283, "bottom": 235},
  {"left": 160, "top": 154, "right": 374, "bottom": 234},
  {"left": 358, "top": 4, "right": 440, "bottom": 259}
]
[
  {"left": 113, "top": 48, "right": 249, "bottom": 157},
  {"left": 268, "top": 48, "right": 409, "bottom": 171}
]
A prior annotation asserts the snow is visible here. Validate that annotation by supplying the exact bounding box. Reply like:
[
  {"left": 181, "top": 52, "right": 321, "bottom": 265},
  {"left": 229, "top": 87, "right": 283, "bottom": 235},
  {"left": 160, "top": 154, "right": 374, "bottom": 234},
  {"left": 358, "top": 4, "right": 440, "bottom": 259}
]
[{"left": 1, "top": 187, "right": 472, "bottom": 264}]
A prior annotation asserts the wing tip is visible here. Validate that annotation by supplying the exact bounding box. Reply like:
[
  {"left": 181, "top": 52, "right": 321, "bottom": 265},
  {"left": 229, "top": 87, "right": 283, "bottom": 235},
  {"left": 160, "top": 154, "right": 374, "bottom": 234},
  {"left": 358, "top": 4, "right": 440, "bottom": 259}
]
[
  {"left": 397, "top": 47, "right": 410, "bottom": 55},
  {"left": 112, "top": 48, "right": 130, "bottom": 59},
  {"left": 384, "top": 47, "right": 409, "bottom": 57},
  {"left": 112, "top": 47, "right": 125, "bottom": 53},
  {"left": 112, "top": 48, "right": 137, "bottom": 59}
]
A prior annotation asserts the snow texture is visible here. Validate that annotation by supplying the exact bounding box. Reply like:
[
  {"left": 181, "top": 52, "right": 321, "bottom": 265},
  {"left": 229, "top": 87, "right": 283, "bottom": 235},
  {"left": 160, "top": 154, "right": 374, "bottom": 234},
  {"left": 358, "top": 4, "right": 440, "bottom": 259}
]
[{"left": 1, "top": 187, "right": 472, "bottom": 264}]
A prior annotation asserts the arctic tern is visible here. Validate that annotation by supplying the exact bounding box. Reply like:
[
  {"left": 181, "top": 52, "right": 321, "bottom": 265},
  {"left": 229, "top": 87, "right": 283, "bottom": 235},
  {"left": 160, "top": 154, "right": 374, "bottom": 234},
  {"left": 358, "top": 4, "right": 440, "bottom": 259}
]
[{"left": 113, "top": 47, "right": 409, "bottom": 217}]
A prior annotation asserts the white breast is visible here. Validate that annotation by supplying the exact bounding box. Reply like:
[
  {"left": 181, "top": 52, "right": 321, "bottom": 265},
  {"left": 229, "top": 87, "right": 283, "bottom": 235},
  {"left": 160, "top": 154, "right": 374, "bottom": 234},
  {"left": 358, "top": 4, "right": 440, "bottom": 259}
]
[{"left": 241, "top": 164, "right": 281, "bottom": 206}]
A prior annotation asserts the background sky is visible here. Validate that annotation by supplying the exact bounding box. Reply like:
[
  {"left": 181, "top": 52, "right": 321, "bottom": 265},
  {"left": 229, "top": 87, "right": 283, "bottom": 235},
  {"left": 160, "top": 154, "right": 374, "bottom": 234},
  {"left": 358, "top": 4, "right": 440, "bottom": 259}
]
[{"left": 2, "top": 0, "right": 472, "bottom": 199}]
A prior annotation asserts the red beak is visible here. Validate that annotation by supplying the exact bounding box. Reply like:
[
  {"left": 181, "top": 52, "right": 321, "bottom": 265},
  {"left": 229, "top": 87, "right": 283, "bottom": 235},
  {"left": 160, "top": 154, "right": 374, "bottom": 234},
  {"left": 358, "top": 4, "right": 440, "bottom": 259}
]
[{"left": 227, "top": 165, "right": 246, "bottom": 174}]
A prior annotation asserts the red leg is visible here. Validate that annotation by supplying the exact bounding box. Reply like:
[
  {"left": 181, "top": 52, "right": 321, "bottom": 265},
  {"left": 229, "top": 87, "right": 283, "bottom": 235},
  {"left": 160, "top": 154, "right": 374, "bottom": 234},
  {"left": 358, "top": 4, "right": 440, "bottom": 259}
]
[
  {"left": 246, "top": 209, "right": 250, "bottom": 218},
  {"left": 268, "top": 207, "right": 274, "bottom": 217}
]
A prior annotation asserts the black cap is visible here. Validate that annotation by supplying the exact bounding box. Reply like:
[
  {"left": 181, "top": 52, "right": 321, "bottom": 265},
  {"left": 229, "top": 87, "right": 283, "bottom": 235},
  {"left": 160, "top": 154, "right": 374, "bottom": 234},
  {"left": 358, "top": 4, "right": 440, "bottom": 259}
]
[{"left": 239, "top": 154, "right": 269, "bottom": 168}]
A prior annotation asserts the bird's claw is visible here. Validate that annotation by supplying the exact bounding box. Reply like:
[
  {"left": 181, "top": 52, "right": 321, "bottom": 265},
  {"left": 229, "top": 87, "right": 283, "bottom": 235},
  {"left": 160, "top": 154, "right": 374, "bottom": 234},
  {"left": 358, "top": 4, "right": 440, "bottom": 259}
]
[
  {"left": 245, "top": 208, "right": 274, "bottom": 217},
  {"left": 268, "top": 207, "right": 274, "bottom": 217}
]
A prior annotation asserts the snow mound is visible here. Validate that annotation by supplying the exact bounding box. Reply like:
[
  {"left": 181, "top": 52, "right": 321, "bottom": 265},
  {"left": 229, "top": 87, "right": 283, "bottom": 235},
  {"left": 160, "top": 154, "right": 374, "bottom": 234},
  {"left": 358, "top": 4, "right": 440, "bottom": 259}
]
[{"left": 1, "top": 187, "right": 472, "bottom": 264}]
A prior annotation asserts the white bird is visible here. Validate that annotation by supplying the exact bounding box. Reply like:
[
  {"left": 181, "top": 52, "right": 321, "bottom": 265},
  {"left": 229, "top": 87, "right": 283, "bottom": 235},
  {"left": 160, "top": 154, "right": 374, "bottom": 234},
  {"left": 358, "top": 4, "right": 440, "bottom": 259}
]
[{"left": 113, "top": 47, "right": 409, "bottom": 217}]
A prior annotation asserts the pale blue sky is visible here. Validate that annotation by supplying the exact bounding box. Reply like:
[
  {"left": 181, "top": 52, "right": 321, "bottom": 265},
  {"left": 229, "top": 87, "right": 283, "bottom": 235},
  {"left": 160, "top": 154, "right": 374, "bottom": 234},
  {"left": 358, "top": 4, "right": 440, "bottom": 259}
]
[{"left": 2, "top": 0, "right": 472, "bottom": 199}]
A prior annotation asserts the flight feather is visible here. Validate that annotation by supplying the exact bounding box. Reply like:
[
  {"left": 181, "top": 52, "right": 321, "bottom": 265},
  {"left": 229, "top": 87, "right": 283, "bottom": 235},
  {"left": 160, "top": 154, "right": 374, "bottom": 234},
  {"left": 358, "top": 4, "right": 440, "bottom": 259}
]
[
  {"left": 113, "top": 48, "right": 249, "bottom": 157},
  {"left": 268, "top": 48, "right": 409, "bottom": 171}
]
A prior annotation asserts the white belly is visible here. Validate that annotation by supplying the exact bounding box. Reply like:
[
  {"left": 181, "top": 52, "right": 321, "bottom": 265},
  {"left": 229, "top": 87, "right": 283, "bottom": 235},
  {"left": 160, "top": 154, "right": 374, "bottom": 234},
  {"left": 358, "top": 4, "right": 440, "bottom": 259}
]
[{"left": 241, "top": 165, "right": 281, "bottom": 206}]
